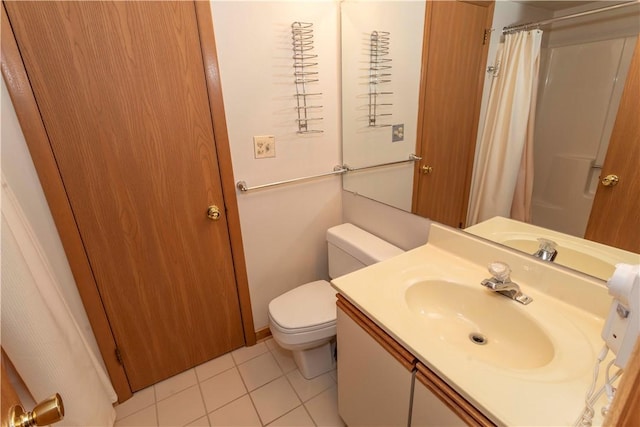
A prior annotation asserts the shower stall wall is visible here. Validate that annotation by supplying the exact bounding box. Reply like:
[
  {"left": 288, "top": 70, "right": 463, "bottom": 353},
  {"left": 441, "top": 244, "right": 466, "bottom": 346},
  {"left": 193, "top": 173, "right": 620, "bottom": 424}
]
[
  {"left": 530, "top": 2, "right": 639, "bottom": 237},
  {"left": 531, "top": 35, "right": 637, "bottom": 237}
]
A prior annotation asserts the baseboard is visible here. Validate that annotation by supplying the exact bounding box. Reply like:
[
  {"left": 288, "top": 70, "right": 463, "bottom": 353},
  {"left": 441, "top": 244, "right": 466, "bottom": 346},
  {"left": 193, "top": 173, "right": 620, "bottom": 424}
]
[{"left": 255, "top": 326, "right": 272, "bottom": 342}]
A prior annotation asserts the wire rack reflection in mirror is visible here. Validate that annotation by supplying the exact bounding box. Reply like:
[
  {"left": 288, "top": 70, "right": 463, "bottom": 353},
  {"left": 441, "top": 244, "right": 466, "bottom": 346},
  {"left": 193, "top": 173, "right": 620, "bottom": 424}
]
[
  {"left": 292, "top": 22, "right": 323, "bottom": 134},
  {"left": 369, "top": 30, "right": 393, "bottom": 127}
]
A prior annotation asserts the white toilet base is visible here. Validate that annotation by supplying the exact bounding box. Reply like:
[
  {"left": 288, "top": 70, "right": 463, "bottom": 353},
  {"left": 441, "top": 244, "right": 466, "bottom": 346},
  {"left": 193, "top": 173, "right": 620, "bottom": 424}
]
[{"left": 292, "top": 341, "right": 335, "bottom": 379}]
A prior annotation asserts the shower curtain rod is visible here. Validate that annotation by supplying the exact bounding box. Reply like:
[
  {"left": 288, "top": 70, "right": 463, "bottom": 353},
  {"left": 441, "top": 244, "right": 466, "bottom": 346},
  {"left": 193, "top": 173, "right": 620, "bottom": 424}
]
[{"left": 502, "top": 0, "right": 640, "bottom": 34}]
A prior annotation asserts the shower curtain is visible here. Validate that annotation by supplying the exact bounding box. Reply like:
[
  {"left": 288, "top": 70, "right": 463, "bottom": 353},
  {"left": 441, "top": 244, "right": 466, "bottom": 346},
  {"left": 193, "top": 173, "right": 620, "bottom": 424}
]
[
  {"left": 1, "top": 175, "right": 117, "bottom": 426},
  {"left": 468, "top": 29, "right": 543, "bottom": 225}
]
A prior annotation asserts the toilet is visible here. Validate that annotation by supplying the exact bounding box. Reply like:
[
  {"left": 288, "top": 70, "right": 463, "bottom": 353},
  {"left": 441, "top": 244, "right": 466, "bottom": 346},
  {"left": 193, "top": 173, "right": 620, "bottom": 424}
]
[{"left": 268, "top": 223, "right": 403, "bottom": 379}]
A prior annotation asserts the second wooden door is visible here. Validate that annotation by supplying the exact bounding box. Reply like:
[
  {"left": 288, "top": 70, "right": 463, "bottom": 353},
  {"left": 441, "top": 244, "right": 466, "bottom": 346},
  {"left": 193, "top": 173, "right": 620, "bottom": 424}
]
[
  {"left": 5, "top": 1, "right": 245, "bottom": 391},
  {"left": 413, "top": 1, "right": 493, "bottom": 227}
]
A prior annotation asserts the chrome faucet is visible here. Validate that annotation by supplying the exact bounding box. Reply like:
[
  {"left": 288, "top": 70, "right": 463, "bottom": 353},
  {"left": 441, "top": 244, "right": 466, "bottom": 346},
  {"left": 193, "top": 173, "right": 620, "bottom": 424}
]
[
  {"left": 480, "top": 262, "right": 532, "bottom": 305},
  {"left": 533, "top": 238, "right": 558, "bottom": 262}
]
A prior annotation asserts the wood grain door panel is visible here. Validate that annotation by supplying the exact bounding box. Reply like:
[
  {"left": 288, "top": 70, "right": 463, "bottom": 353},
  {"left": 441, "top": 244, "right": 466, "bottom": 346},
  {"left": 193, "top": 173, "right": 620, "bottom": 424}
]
[
  {"left": 585, "top": 38, "right": 640, "bottom": 253},
  {"left": 414, "top": 1, "right": 493, "bottom": 227},
  {"left": 5, "top": 1, "right": 245, "bottom": 390}
]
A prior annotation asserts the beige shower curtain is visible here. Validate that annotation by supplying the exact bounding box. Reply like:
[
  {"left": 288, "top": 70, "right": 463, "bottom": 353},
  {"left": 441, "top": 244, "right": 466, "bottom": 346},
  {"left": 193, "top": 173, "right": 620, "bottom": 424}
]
[
  {"left": 1, "top": 176, "right": 117, "bottom": 426},
  {"left": 468, "top": 29, "right": 543, "bottom": 225}
]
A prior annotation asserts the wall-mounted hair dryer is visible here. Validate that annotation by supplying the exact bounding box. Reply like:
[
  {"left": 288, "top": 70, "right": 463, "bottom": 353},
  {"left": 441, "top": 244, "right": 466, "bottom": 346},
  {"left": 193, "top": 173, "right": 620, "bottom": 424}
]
[{"left": 601, "top": 263, "right": 639, "bottom": 368}]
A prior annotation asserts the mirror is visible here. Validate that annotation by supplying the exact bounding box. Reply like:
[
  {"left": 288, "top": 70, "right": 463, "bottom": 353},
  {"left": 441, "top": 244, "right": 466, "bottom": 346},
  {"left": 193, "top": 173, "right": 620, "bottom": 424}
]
[
  {"left": 340, "top": 0, "right": 640, "bottom": 257},
  {"left": 341, "top": 0, "right": 426, "bottom": 212}
]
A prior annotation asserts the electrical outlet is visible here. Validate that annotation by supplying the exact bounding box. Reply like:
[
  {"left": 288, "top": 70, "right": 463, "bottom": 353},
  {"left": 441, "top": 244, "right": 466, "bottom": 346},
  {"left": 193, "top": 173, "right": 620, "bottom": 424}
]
[
  {"left": 253, "top": 135, "right": 275, "bottom": 159},
  {"left": 392, "top": 124, "right": 404, "bottom": 142}
]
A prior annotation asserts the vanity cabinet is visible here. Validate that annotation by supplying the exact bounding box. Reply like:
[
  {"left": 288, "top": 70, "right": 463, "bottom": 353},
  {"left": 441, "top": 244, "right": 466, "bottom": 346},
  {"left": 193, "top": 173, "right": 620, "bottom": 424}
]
[
  {"left": 337, "top": 297, "right": 416, "bottom": 426},
  {"left": 336, "top": 295, "right": 495, "bottom": 427}
]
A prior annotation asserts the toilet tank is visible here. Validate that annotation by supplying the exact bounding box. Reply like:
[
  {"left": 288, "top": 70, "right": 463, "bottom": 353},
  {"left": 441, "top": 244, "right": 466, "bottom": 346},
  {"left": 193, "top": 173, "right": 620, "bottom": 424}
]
[{"left": 326, "top": 224, "right": 404, "bottom": 279}]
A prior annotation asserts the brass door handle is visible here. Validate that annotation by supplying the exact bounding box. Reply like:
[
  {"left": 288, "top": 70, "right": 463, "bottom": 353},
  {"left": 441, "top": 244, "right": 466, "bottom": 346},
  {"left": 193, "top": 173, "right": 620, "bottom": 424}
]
[
  {"left": 601, "top": 174, "right": 619, "bottom": 187},
  {"left": 421, "top": 165, "right": 433, "bottom": 175},
  {"left": 9, "top": 393, "right": 64, "bottom": 427},
  {"left": 207, "top": 205, "right": 221, "bottom": 220}
]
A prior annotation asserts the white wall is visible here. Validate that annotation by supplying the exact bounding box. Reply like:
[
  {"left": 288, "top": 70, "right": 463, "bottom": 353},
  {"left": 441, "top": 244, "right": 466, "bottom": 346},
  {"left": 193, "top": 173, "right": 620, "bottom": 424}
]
[
  {"left": 547, "top": 1, "right": 640, "bottom": 47},
  {"left": 342, "top": 191, "right": 430, "bottom": 251},
  {"left": 210, "top": 1, "right": 343, "bottom": 330},
  {"left": 1, "top": 78, "right": 104, "bottom": 367},
  {"left": 341, "top": 0, "right": 425, "bottom": 211}
]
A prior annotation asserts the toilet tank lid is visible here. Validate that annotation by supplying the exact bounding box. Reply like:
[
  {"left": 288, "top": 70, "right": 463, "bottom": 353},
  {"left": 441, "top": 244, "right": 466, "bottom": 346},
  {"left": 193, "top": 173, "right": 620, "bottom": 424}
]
[{"left": 326, "top": 223, "right": 403, "bottom": 266}]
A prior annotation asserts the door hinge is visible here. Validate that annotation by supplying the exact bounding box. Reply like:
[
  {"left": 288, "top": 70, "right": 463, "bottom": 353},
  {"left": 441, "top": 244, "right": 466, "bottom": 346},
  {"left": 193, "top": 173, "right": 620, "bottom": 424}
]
[
  {"left": 115, "top": 347, "right": 124, "bottom": 365},
  {"left": 483, "top": 29, "right": 492, "bottom": 45}
]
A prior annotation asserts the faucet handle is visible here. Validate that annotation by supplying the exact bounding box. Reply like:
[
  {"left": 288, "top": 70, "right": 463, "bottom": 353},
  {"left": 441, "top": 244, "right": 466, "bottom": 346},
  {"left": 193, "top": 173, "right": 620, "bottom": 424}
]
[
  {"left": 488, "top": 262, "right": 511, "bottom": 282},
  {"left": 536, "top": 238, "right": 557, "bottom": 252}
]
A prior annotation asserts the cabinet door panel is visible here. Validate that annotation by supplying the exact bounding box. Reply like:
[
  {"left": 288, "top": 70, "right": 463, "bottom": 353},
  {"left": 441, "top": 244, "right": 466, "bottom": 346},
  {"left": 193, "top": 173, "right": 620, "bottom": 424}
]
[
  {"left": 337, "top": 307, "right": 412, "bottom": 426},
  {"left": 412, "top": 374, "right": 464, "bottom": 427}
]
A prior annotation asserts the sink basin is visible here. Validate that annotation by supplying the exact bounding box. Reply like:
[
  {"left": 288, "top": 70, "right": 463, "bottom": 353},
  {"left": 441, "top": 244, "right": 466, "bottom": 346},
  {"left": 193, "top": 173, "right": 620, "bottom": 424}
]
[{"left": 405, "top": 280, "right": 555, "bottom": 370}]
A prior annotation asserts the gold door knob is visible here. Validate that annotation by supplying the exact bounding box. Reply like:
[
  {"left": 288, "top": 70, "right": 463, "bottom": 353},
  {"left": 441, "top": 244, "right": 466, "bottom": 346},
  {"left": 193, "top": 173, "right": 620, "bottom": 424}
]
[
  {"left": 601, "top": 174, "right": 619, "bottom": 187},
  {"left": 207, "top": 205, "right": 221, "bottom": 220},
  {"left": 9, "top": 393, "right": 64, "bottom": 427},
  {"left": 421, "top": 165, "right": 433, "bottom": 175}
]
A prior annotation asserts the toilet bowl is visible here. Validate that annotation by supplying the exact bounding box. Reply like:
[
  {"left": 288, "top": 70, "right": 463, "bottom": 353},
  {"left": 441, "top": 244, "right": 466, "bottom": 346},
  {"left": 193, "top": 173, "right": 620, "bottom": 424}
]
[{"left": 268, "top": 223, "right": 403, "bottom": 379}]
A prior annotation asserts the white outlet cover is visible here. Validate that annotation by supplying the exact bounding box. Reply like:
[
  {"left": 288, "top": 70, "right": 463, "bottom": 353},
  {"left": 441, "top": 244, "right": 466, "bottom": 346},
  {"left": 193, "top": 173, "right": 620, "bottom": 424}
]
[{"left": 253, "top": 135, "right": 275, "bottom": 159}]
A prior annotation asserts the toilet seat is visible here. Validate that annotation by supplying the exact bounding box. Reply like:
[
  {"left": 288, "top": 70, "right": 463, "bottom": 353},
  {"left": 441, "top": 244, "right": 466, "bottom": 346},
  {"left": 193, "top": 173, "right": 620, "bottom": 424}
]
[
  {"left": 268, "top": 280, "right": 337, "bottom": 332},
  {"left": 268, "top": 280, "right": 337, "bottom": 350}
]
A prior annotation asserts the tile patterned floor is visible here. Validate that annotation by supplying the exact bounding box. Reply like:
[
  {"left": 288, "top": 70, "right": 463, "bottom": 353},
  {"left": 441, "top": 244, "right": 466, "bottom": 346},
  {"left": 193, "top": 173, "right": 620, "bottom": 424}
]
[{"left": 114, "top": 338, "right": 344, "bottom": 427}]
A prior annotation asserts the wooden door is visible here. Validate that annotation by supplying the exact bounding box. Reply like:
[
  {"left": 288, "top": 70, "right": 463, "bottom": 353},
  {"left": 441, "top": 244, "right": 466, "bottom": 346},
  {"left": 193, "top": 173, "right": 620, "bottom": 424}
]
[
  {"left": 413, "top": 1, "right": 493, "bottom": 227},
  {"left": 585, "top": 38, "right": 640, "bottom": 253},
  {"left": 4, "top": 1, "right": 245, "bottom": 391}
]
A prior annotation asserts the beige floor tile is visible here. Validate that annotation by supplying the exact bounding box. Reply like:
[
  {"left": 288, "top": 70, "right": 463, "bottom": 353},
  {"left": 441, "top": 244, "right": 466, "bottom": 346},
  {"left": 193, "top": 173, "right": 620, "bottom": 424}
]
[
  {"left": 232, "top": 342, "right": 268, "bottom": 365},
  {"left": 286, "top": 369, "right": 334, "bottom": 402},
  {"left": 267, "top": 405, "right": 314, "bottom": 427},
  {"left": 200, "top": 367, "right": 247, "bottom": 413},
  {"left": 155, "top": 369, "right": 198, "bottom": 401},
  {"left": 268, "top": 343, "right": 297, "bottom": 374},
  {"left": 304, "top": 385, "right": 344, "bottom": 427},
  {"left": 185, "top": 415, "right": 211, "bottom": 426},
  {"left": 114, "top": 405, "right": 158, "bottom": 427},
  {"left": 157, "top": 385, "right": 206, "bottom": 427},
  {"left": 264, "top": 338, "right": 276, "bottom": 351},
  {"left": 208, "top": 395, "right": 262, "bottom": 427},
  {"left": 115, "top": 387, "right": 156, "bottom": 420},
  {"left": 195, "top": 353, "right": 235, "bottom": 382},
  {"left": 238, "top": 352, "right": 283, "bottom": 391},
  {"left": 250, "top": 377, "right": 301, "bottom": 425}
]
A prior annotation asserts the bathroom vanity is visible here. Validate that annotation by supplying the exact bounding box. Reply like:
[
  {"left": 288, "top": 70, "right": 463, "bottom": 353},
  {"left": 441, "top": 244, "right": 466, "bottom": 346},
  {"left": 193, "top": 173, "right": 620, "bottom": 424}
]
[
  {"left": 332, "top": 223, "right": 614, "bottom": 426},
  {"left": 337, "top": 296, "right": 492, "bottom": 426}
]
